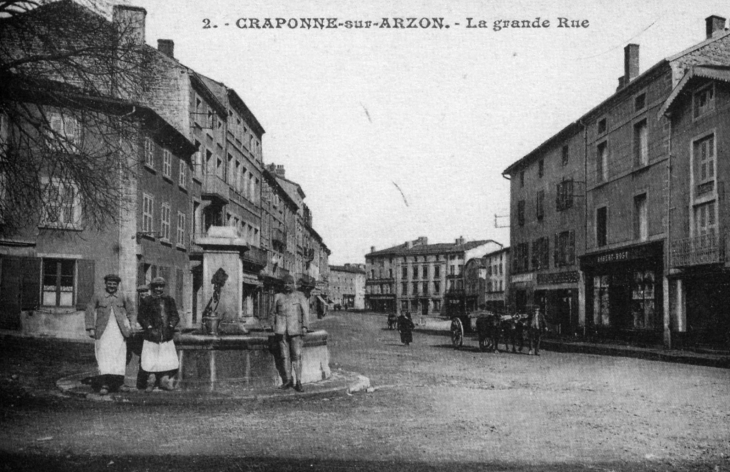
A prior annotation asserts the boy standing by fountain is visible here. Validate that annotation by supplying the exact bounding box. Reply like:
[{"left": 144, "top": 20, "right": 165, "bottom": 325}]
[
  {"left": 272, "top": 274, "right": 310, "bottom": 392},
  {"left": 138, "top": 277, "right": 180, "bottom": 392}
]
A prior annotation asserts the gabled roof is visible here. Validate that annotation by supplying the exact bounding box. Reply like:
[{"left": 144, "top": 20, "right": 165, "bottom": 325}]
[
  {"left": 367, "top": 240, "right": 497, "bottom": 257},
  {"left": 659, "top": 65, "right": 730, "bottom": 117}
]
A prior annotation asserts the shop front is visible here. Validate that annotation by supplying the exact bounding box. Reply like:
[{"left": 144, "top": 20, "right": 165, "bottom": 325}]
[
  {"left": 509, "top": 272, "right": 535, "bottom": 313},
  {"left": 367, "top": 294, "right": 395, "bottom": 313},
  {"left": 535, "top": 271, "right": 580, "bottom": 335},
  {"left": 581, "top": 242, "right": 664, "bottom": 344},
  {"left": 673, "top": 267, "right": 730, "bottom": 349}
]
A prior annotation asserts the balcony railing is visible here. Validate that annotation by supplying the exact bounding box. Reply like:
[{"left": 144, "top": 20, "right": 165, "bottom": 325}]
[
  {"left": 242, "top": 245, "right": 268, "bottom": 268},
  {"left": 671, "top": 233, "right": 725, "bottom": 268},
  {"left": 201, "top": 175, "right": 229, "bottom": 203}
]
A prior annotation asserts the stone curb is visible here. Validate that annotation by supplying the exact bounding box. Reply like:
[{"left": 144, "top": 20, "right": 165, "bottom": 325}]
[
  {"left": 56, "top": 369, "right": 371, "bottom": 404},
  {"left": 540, "top": 340, "right": 730, "bottom": 369}
]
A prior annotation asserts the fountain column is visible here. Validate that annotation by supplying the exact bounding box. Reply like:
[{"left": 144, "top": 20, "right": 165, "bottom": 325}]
[{"left": 196, "top": 226, "right": 249, "bottom": 333}]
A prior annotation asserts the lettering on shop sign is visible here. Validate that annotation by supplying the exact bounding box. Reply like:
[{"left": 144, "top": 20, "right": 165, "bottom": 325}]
[{"left": 597, "top": 251, "right": 629, "bottom": 264}]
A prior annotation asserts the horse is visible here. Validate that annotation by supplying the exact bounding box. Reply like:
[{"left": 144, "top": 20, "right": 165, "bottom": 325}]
[
  {"left": 476, "top": 314, "right": 501, "bottom": 352},
  {"left": 387, "top": 313, "right": 398, "bottom": 330},
  {"left": 498, "top": 314, "right": 527, "bottom": 353}
]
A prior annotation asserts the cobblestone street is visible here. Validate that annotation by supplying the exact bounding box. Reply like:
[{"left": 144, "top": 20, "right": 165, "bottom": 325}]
[{"left": 1, "top": 311, "right": 729, "bottom": 471}]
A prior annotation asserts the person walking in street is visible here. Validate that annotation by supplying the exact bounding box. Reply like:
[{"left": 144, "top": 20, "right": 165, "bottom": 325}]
[
  {"left": 272, "top": 274, "right": 310, "bottom": 392},
  {"left": 398, "top": 311, "right": 415, "bottom": 346},
  {"left": 527, "top": 306, "right": 548, "bottom": 356},
  {"left": 85, "top": 274, "right": 135, "bottom": 395},
  {"left": 137, "top": 277, "right": 180, "bottom": 392}
]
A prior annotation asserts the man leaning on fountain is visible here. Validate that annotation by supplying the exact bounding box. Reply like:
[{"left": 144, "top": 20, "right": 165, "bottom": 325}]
[{"left": 272, "top": 274, "right": 310, "bottom": 392}]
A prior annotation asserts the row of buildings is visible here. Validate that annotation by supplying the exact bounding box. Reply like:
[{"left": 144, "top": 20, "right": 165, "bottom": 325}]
[
  {"left": 0, "top": 1, "right": 330, "bottom": 338},
  {"left": 364, "top": 237, "right": 507, "bottom": 315},
  {"left": 504, "top": 15, "right": 730, "bottom": 348}
]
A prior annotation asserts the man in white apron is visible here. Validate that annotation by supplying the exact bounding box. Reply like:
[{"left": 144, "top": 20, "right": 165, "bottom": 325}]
[
  {"left": 85, "top": 274, "right": 135, "bottom": 395},
  {"left": 137, "top": 277, "right": 180, "bottom": 392}
]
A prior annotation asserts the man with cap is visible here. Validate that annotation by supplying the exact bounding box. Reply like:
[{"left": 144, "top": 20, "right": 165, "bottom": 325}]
[
  {"left": 85, "top": 274, "right": 135, "bottom": 395},
  {"left": 272, "top": 274, "right": 310, "bottom": 392},
  {"left": 137, "top": 277, "right": 180, "bottom": 392}
]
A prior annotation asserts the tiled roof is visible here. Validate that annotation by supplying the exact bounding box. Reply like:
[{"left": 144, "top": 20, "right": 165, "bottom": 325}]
[
  {"left": 367, "top": 240, "right": 496, "bottom": 257},
  {"left": 329, "top": 265, "right": 366, "bottom": 274}
]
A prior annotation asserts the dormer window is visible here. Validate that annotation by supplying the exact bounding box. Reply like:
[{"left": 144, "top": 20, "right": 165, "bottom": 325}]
[
  {"left": 694, "top": 84, "right": 715, "bottom": 119},
  {"left": 634, "top": 92, "right": 646, "bottom": 112}
]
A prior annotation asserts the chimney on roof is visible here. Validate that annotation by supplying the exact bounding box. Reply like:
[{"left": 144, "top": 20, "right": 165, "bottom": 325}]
[
  {"left": 455, "top": 236, "right": 466, "bottom": 246},
  {"left": 414, "top": 236, "right": 428, "bottom": 246},
  {"left": 370, "top": 246, "right": 375, "bottom": 253},
  {"left": 617, "top": 76, "right": 625, "bottom": 91},
  {"left": 624, "top": 44, "right": 640, "bottom": 84},
  {"left": 112, "top": 5, "right": 147, "bottom": 46},
  {"left": 157, "top": 39, "right": 174, "bottom": 58},
  {"left": 275, "top": 165, "right": 285, "bottom": 177},
  {"left": 706, "top": 15, "right": 726, "bottom": 39},
  {"left": 406, "top": 241, "right": 413, "bottom": 249}
]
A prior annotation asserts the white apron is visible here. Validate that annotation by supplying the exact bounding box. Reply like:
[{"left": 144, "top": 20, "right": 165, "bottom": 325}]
[
  {"left": 141, "top": 340, "right": 179, "bottom": 372},
  {"left": 95, "top": 307, "right": 127, "bottom": 376}
]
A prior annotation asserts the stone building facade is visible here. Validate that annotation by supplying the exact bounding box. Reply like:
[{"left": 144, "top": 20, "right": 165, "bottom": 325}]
[
  {"left": 503, "top": 15, "right": 730, "bottom": 346},
  {"left": 0, "top": 2, "right": 330, "bottom": 339},
  {"left": 365, "top": 237, "right": 502, "bottom": 315},
  {"left": 329, "top": 264, "right": 366, "bottom": 310}
]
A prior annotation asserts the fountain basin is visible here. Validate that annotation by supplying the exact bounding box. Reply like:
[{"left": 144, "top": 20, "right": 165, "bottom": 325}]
[{"left": 125, "top": 329, "right": 331, "bottom": 391}]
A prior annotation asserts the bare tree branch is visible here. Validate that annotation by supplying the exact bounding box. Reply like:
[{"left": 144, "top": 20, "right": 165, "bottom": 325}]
[{"left": 0, "top": 0, "right": 159, "bottom": 236}]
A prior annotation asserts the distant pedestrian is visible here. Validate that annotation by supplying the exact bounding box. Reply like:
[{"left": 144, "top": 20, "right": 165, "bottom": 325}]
[
  {"left": 138, "top": 277, "right": 180, "bottom": 392},
  {"left": 398, "top": 312, "right": 415, "bottom": 346},
  {"left": 272, "top": 274, "right": 310, "bottom": 392},
  {"left": 85, "top": 274, "right": 135, "bottom": 395},
  {"left": 527, "top": 306, "right": 548, "bottom": 356}
]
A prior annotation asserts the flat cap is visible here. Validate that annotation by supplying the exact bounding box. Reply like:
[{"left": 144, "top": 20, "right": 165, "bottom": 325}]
[
  {"left": 283, "top": 274, "right": 295, "bottom": 284},
  {"left": 151, "top": 276, "right": 166, "bottom": 286},
  {"left": 104, "top": 274, "right": 121, "bottom": 282}
]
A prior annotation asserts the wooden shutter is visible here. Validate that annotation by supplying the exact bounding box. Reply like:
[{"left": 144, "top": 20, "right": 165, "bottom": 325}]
[
  {"left": 176, "top": 268, "right": 184, "bottom": 309},
  {"left": 0, "top": 257, "right": 23, "bottom": 328},
  {"left": 75, "top": 259, "right": 95, "bottom": 310},
  {"left": 554, "top": 233, "right": 559, "bottom": 267},
  {"left": 568, "top": 232, "right": 576, "bottom": 265},
  {"left": 19, "top": 257, "right": 41, "bottom": 311}
]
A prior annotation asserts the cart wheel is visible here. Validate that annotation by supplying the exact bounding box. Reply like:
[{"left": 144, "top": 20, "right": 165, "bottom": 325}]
[{"left": 451, "top": 318, "right": 464, "bottom": 349}]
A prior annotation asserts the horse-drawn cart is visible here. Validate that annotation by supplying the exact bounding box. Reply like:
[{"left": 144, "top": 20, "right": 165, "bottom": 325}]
[
  {"left": 449, "top": 309, "right": 502, "bottom": 352},
  {"left": 450, "top": 307, "right": 535, "bottom": 353}
]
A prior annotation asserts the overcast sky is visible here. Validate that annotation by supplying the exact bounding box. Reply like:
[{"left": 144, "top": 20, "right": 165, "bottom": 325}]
[{"left": 127, "top": 0, "right": 728, "bottom": 265}]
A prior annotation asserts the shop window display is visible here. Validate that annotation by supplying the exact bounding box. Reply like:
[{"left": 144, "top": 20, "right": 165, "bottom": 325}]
[
  {"left": 632, "top": 270, "right": 655, "bottom": 329},
  {"left": 593, "top": 275, "right": 610, "bottom": 326}
]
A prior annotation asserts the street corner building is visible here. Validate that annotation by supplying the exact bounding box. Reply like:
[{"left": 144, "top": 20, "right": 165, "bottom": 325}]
[
  {"left": 328, "top": 264, "right": 366, "bottom": 310},
  {"left": 364, "top": 237, "right": 505, "bottom": 316},
  {"left": 0, "top": 1, "right": 330, "bottom": 340},
  {"left": 502, "top": 15, "right": 730, "bottom": 349}
]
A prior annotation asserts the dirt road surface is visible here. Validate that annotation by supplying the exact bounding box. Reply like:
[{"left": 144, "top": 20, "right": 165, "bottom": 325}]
[{"left": 1, "top": 311, "right": 729, "bottom": 471}]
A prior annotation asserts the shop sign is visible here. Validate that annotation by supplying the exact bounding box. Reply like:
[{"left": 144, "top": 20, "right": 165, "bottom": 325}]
[
  {"left": 537, "top": 271, "right": 579, "bottom": 285},
  {"left": 511, "top": 272, "right": 534, "bottom": 284},
  {"left": 581, "top": 242, "right": 662, "bottom": 269}
]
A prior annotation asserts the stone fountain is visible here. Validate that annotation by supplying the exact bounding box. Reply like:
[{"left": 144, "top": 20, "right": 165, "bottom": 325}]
[{"left": 126, "top": 227, "right": 331, "bottom": 392}]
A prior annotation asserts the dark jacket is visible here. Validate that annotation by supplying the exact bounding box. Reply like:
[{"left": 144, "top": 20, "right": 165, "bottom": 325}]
[
  {"left": 85, "top": 291, "right": 135, "bottom": 339},
  {"left": 138, "top": 295, "right": 179, "bottom": 343}
]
